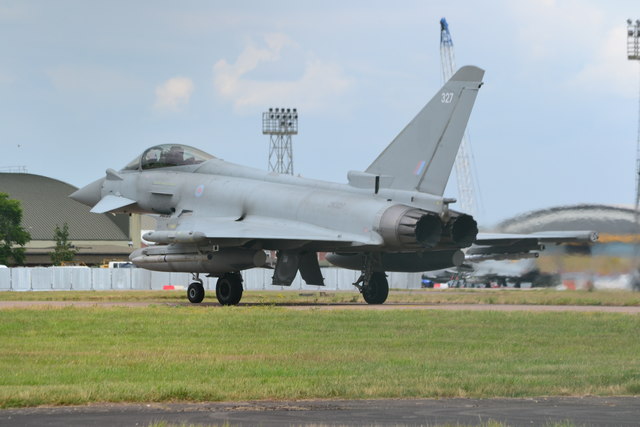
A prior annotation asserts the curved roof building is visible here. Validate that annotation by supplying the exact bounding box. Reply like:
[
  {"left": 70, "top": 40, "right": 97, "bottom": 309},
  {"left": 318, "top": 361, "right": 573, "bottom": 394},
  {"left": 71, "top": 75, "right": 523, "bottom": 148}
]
[
  {"left": 1, "top": 173, "right": 128, "bottom": 241},
  {"left": 497, "top": 204, "right": 639, "bottom": 237},
  {"left": 0, "top": 173, "right": 134, "bottom": 265},
  {"left": 496, "top": 204, "right": 639, "bottom": 264}
]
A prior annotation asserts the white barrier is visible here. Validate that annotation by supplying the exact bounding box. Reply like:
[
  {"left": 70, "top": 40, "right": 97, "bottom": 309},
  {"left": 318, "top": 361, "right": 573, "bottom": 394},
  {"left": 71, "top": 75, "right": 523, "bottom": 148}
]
[
  {"left": 0, "top": 267, "right": 422, "bottom": 292},
  {"left": 0, "top": 268, "right": 11, "bottom": 290},
  {"left": 11, "top": 269, "right": 32, "bottom": 291},
  {"left": 92, "top": 269, "right": 112, "bottom": 290}
]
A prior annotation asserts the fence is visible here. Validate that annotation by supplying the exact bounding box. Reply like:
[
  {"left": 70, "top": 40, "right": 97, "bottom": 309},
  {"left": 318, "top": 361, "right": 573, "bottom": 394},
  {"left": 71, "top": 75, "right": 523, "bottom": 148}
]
[{"left": 0, "top": 267, "right": 423, "bottom": 292}]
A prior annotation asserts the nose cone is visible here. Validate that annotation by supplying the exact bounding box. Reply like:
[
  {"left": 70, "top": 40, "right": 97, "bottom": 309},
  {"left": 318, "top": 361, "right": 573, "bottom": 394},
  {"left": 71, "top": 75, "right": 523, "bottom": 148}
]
[{"left": 69, "top": 177, "right": 104, "bottom": 208}]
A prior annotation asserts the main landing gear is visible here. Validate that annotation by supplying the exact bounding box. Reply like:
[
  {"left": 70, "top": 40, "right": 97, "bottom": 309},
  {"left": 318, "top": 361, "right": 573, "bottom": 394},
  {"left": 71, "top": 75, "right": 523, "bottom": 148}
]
[
  {"left": 215, "top": 272, "right": 243, "bottom": 306},
  {"left": 187, "top": 272, "right": 244, "bottom": 306},
  {"left": 353, "top": 254, "right": 389, "bottom": 305}
]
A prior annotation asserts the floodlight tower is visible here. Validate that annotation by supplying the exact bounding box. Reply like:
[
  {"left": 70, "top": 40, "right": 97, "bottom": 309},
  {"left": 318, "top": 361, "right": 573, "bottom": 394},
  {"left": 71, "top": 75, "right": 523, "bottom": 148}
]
[
  {"left": 628, "top": 19, "right": 640, "bottom": 212},
  {"left": 627, "top": 19, "right": 640, "bottom": 291},
  {"left": 263, "top": 107, "right": 298, "bottom": 175},
  {"left": 440, "top": 18, "right": 478, "bottom": 216}
]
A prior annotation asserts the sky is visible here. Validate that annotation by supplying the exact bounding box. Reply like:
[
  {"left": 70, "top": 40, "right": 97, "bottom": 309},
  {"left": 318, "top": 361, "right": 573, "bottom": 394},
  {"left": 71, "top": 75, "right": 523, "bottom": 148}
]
[{"left": 1, "top": 0, "right": 639, "bottom": 226}]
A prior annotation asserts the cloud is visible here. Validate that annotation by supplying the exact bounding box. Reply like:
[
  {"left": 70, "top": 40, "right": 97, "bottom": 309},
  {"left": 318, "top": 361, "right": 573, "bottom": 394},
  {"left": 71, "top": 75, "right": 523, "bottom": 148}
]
[
  {"left": 508, "top": 0, "right": 605, "bottom": 61},
  {"left": 46, "top": 65, "right": 142, "bottom": 99},
  {"left": 154, "top": 77, "right": 194, "bottom": 112},
  {"left": 572, "top": 26, "right": 639, "bottom": 98},
  {"left": 213, "top": 33, "right": 352, "bottom": 113},
  {"left": 0, "top": 3, "right": 30, "bottom": 22},
  {"left": 505, "top": 2, "right": 637, "bottom": 97}
]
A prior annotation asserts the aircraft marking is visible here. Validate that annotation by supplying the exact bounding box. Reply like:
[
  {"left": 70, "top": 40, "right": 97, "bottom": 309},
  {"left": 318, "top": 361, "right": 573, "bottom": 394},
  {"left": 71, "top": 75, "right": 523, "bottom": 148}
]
[{"left": 441, "top": 92, "right": 454, "bottom": 103}]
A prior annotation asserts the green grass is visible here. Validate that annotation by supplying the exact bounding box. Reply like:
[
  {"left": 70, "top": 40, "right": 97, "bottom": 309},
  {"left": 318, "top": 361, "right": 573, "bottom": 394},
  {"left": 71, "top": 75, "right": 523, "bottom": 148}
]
[
  {"left": 0, "top": 306, "right": 638, "bottom": 408},
  {"left": 0, "top": 288, "right": 639, "bottom": 306}
]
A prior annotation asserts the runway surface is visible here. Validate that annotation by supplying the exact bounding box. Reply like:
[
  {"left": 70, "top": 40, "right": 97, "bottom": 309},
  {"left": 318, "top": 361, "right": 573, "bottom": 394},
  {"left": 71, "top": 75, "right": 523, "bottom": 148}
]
[
  {"left": 2, "top": 397, "right": 639, "bottom": 426},
  {"left": 1, "top": 300, "right": 639, "bottom": 313}
]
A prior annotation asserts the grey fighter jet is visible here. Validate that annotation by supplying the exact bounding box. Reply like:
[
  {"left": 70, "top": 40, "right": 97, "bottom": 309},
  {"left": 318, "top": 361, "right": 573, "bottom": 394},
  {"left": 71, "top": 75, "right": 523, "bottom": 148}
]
[{"left": 70, "top": 66, "right": 596, "bottom": 305}]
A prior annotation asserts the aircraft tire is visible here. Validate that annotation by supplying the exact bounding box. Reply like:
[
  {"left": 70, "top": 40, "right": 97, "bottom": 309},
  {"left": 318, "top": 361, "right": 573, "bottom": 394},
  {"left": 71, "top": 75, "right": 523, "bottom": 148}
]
[
  {"left": 216, "top": 273, "right": 243, "bottom": 305},
  {"left": 362, "top": 272, "right": 389, "bottom": 305},
  {"left": 187, "top": 282, "right": 205, "bottom": 303}
]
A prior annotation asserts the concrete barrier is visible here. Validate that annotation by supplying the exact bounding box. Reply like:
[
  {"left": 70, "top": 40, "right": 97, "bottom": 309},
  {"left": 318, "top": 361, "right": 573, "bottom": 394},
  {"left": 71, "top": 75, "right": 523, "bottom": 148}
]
[
  {"left": 0, "top": 267, "right": 421, "bottom": 292},
  {"left": 92, "top": 269, "right": 112, "bottom": 290},
  {"left": 0, "top": 268, "right": 11, "bottom": 290},
  {"left": 31, "top": 267, "right": 52, "bottom": 290},
  {"left": 71, "top": 268, "right": 93, "bottom": 290},
  {"left": 11, "top": 268, "right": 32, "bottom": 291},
  {"left": 111, "top": 269, "right": 132, "bottom": 290},
  {"left": 131, "top": 269, "right": 152, "bottom": 290}
]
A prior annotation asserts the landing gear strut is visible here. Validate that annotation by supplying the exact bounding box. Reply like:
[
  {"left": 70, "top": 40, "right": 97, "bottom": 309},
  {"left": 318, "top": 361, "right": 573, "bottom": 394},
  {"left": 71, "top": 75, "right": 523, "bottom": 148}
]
[
  {"left": 187, "top": 273, "right": 205, "bottom": 303},
  {"left": 353, "top": 254, "right": 389, "bottom": 305},
  {"left": 216, "top": 272, "right": 243, "bottom": 306}
]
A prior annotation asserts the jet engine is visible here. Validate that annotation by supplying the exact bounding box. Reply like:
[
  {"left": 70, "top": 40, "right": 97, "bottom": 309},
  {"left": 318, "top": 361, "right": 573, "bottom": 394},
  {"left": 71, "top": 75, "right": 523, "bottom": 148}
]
[
  {"left": 376, "top": 205, "right": 443, "bottom": 249},
  {"left": 442, "top": 212, "right": 478, "bottom": 248},
  {"left": 130, "top": 245, "right": 266, "bottom": 274}
]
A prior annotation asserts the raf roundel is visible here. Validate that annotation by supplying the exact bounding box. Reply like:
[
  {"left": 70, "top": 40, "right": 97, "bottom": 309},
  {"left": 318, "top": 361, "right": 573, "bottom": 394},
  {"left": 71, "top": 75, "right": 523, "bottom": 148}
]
[{"left": 195, "top": 184, "right": 205, "bottom": 198}]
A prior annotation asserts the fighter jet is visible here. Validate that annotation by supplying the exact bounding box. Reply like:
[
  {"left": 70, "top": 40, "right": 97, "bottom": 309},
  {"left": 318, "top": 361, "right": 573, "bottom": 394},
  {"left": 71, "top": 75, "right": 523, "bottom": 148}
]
[
  {"left": 70, "top": 66, "right": 596, "bottom": 305},
  {"left": 423, "top": 259, "right": 558, "bottom": 288}
]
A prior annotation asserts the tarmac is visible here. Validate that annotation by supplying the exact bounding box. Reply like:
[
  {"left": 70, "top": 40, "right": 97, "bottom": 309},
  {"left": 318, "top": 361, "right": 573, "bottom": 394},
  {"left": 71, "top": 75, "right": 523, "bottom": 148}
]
[
  {"left": 1, "top": 300, "right": 640, "bottom": 313},
  {"left": 2, "top": 397, "right": 639, "bottom": 426}
]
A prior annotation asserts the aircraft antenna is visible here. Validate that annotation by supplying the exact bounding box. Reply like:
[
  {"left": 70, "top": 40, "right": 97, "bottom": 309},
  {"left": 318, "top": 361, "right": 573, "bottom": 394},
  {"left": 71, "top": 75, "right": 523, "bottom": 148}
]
[
  {"left": 262, "top": 107, "right": 298, "bottom": 175},
  {"left": 439, "top": 18, "right": 480, "bottom": 217}
]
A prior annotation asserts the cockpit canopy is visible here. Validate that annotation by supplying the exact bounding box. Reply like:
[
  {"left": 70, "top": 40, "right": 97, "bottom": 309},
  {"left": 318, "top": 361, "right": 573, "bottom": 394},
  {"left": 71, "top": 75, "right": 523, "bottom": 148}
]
[{"left": 122, "top": 144, "right": 215, "bottom": 171}]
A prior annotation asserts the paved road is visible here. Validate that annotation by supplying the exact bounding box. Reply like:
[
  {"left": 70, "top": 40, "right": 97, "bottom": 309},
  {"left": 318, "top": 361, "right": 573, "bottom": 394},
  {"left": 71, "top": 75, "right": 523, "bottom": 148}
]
[
  {"left": 1, "top": 397, "right": 639, "bottom": 426},
  {"left": 1, "top": 300, "right": 639, "bottom": 313}
]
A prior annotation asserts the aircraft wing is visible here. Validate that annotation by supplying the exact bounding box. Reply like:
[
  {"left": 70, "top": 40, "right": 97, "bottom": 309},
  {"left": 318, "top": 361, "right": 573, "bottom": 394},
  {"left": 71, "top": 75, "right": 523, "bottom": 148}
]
[
  {"left": 475, "top": 231, "right": 598, "bottom": 246},
  {"left": 143, "top": 215, "right": 384, "bottom": 247},
  {"left": 466, "top": 231, "right": 598, "bottom": 262}
]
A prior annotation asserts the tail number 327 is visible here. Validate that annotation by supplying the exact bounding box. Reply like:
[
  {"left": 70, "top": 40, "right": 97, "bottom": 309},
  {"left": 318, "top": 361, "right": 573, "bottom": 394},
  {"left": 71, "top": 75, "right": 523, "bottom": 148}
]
[{"left": 441, "top": 92, "right": 454, "bottom": 103}]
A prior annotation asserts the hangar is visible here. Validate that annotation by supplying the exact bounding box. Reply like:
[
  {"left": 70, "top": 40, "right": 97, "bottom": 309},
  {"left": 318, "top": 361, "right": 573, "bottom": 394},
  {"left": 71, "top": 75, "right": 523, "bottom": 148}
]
[
  {"left": 497, "top": 203, "right": 639, "bottom": 254},
  {"left": 496, "top": 204, "right": 640, "bottom": 276},
  {"left": 497, "top": 204, "right": 638, "bottom": 235},
  {"left": 0, "top": 173, "right": 147, "bottom": 266}
]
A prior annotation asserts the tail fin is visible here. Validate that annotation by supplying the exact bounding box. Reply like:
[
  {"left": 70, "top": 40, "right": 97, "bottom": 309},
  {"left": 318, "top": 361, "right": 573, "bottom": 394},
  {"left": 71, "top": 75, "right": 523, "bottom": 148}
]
[{"left": 365, "top": 65, "right": 484, "bottom": 195}]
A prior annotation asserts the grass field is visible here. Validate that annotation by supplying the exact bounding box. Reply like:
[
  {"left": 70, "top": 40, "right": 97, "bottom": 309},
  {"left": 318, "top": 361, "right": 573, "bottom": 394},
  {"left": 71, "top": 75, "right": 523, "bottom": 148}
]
[
  {"left": 1, "top": 288, "right": 640, "bottom": 306},
  {"left": 0, "top": 304, "right": 638, "bottom": 408}
]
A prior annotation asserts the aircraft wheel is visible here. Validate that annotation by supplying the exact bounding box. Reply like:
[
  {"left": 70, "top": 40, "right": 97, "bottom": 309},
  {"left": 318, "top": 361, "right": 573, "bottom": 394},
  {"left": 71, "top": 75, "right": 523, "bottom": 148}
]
[
  {"left": 216, "top": 272, "right": 243, "bottom": 305},
  {"left": 187, "top": 282, "right": 205, "bottom": 303},
  {"left": 362, "top": 272, "right": 389, "bottom": 305}
]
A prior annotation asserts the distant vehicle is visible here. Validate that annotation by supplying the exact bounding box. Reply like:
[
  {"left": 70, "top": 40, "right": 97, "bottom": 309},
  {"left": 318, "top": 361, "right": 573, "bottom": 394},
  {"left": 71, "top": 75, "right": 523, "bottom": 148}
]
[
  {"left": 420, "top": 276, "right": 434, "bottom": 288},
  {"left": 100, "top": 259, "right": 135, "bottom": 268},
  {"left": 109, "top": 261, "right": 135, "bottom": 268},
  {"left": 0, "top": 265, "right": 7, "bottom": 269}
]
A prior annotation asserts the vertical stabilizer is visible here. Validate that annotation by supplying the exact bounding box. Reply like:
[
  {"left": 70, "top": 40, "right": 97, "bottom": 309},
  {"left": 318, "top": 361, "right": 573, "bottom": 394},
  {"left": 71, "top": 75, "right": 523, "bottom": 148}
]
[{"left": 365, "top": 65, "right": 484, "bottom": 196}]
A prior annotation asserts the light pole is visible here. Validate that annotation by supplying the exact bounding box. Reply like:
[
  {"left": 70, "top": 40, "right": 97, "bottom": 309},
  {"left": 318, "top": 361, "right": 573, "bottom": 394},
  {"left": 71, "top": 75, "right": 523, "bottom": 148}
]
[
  {"left": 262, "top": 108, "right": 298, "bottom": 175},
  {"left": 627, "top": 19, "right": 640, "bottom": 210},
  {"left": 627, "top": 19, "right": 640, "bottom": 290}
]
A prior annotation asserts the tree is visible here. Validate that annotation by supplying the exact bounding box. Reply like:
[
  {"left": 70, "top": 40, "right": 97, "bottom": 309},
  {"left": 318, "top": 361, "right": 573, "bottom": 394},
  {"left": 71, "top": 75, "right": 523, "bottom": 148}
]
[
  {"left": 50, "top": 223, "right": 77, "bottom": 265},
  {"left": 0, "top": 193, "right": 31, "bottom": 266}
]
